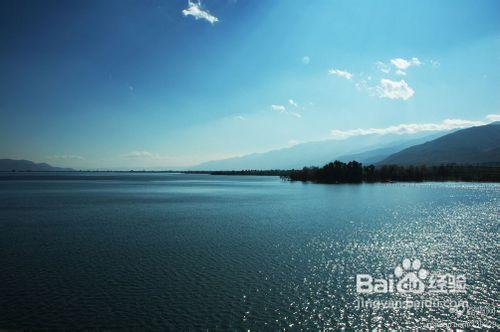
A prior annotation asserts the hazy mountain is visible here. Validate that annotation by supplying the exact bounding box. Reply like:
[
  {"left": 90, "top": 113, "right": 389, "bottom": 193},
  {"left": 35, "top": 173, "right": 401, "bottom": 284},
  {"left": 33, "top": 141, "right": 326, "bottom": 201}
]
[
  {"left": 378, "top": 122, "right": 500, "bottom": 166},
  {"left": 336, "top": 132, "right": 446, "bottom": 164},
  {"left": 0, "top": 159, "right": 74, "bottom": 171},
  {"left": 190, "top": 131, "right": 448, "bottom": 170}
]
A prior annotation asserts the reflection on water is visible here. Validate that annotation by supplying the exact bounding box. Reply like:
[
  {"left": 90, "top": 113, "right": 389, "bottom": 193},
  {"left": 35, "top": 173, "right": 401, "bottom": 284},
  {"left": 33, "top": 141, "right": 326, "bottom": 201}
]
[{"left": 0, "top": 173, "right": 498, "bottom": 329}]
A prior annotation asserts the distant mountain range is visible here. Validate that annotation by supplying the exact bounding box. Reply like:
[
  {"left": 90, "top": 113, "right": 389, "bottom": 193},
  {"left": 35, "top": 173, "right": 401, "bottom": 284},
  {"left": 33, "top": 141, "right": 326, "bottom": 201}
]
[
  {"left": 0, "top": 159, "right": 74, "bottom": 171},
  {"left": 3, "top": 123, "right": 498, "bottom": 172},
  {"left": 190, "top": 123, "right": 500, "bottom": 170},
  {"left": 378, "top": 122, "right": 500, "bottom": 166},
  {"left": 190, "top": 131, "right": 448, "bottom": 170},
  {"left": 335, "top": 132, "right": 446, "bottom": 165}
]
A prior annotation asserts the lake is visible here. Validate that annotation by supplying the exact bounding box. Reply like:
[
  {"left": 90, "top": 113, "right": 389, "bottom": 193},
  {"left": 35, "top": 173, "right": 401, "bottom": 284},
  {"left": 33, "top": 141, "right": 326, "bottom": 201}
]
[{"left": 0, "top": 173, "right": 497, "bottom": 329}]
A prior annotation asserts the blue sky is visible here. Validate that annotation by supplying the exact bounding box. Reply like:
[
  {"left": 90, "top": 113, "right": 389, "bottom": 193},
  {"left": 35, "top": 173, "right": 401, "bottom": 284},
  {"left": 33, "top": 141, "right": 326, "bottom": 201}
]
[{"left": 1, "top": 0, "right": 499, "bottom": 169}]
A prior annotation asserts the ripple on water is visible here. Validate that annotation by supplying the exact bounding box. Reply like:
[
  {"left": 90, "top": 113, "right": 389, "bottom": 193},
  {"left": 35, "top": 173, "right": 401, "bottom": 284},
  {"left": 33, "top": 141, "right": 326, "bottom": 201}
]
[{"left": 0, "top": 177, "right": 498, "bottom": 330}]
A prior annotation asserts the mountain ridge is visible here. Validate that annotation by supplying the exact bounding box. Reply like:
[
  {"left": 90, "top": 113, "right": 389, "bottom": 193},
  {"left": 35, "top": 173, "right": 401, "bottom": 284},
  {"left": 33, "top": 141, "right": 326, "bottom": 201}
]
[
  {"left": 189, "top": 131, "right": 449, "bottom": 170},
  {"left": 378, "top": 122, "right": 500, "bottom": 166},
  {"left": 0, "top": 159, "right": 74, "bottom": 171}
]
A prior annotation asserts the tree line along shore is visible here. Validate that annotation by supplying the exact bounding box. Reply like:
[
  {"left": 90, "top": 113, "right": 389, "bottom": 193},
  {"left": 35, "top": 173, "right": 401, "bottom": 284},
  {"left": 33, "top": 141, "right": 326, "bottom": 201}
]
[{"left": 186, "top": 161, "right": 500, "bottom": 183}]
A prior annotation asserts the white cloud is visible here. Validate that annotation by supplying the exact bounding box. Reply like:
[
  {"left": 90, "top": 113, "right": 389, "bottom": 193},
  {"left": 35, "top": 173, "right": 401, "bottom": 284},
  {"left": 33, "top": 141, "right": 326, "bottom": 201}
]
[
  {"left": 290, "top": 112, "right": 302, "bottom": 118},
  {"left": 486, "top": 114, "right": 500, "bottom": 122},
  {"left": 390, "top": 58, "right": 411, "bottom": 69},
  {"left": 288, "top": 139, "right": 300, "bottom": 146},
  {"left": 390, "top": 57, "right": 421, "bottom": 70},
  {"left": 376, "top": 79, "right": 415, "bottom": 100},
  {"left": 411, "top": 57, "right": 422, "bottom": 66},
  {"left": 329, "top": 58, "right": 426, "bottom": 100},
  {"left": 182, "top": 1, "right": 219, "bottom": 24},
  {"left": 271, "top": 104, "right": 286, "bottom": 112},
  {"left": 288, "top": 99, "right": 298, "bottom": 107},
  {"left": 328, "top": 69, "right": 353, "bottom": 80},
  {"left": 235, "top": 115, "right": 246, "bottom": 121},
  {"left": 302, "top": 56, "right": 310, "bottom": 64},
  {"left": 331, "top": 118, "right": 485, "bottom": 139}
]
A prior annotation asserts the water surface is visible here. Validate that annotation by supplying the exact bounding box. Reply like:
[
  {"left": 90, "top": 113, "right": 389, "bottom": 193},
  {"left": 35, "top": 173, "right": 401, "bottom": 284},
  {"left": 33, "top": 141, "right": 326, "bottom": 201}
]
[{"left": 0, "top": 173, "right": 498, "bottom": 329}]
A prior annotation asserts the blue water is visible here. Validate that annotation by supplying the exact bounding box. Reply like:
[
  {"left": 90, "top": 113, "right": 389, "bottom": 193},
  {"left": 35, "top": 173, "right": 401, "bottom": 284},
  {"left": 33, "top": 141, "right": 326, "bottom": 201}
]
[{"left": 0, "top": 173, "right": 498, "bottom": 329}]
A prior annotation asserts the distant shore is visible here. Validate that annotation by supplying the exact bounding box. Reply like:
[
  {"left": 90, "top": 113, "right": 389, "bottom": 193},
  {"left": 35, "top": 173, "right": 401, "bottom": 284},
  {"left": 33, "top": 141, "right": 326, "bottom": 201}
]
[{"left": 2, "top": 161, "right": 500, "bottom": 183}]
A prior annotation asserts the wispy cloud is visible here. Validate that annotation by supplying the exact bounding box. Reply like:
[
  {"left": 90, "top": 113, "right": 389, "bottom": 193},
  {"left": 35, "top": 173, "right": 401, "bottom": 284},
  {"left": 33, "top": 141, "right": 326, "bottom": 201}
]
[
  {"left": 122, "top": 150, "right": 166, "bottom": 160},
  {"left": 375, "top": 79, "right": 415, "bottom": 100},
  {"left": 486, "top": 114, "right": 500, "bottom": 122},
  {"left": 376, "top": 61, "right": 391, "bottom": 74},
  {"left": 271, "top": 104, "right": 286, "bottom": 112},
  {"left": 430, "top": 59, "right": 440, "bottom": 68},
  {"left": 182, "top": 1, "right": 219, "bottom": 24},
  {"left": 235, "top": 115, "right": 246, "bottom": 121},
  {"left": 390, "top": 57, "right": 421, "bottom": 70},
  {"left": 288, "top": 99, "right": 298, "bottom": 107},
  {"left": 302, "top": 56, "right": 310, "bottom": 65},
  {"left": 271, "top": 104, "right": 301, "bottom": 118},
  {"left": 331, "top": 118, "right": 486, "bottom": 139},
  {"left": 375, "top": 57, "right": 421, "bottom": 75},
  {"left": 328, "top": 68, "right": 353, "bottom": 80}
]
